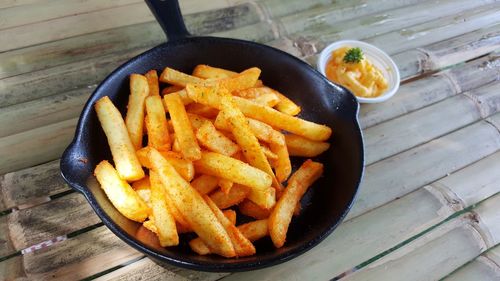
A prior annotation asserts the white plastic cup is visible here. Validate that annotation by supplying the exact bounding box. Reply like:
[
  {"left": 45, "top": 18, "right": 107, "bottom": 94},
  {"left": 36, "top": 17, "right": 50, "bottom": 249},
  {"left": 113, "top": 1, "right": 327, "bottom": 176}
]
[{"left": 317, "top": 40, "right": 400, "bottom": 103}]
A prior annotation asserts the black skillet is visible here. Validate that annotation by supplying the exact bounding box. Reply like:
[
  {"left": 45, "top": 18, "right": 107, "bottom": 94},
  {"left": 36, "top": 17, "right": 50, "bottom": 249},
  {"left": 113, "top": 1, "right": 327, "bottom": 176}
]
[{"left": 60, "top": 0, "right": 364, "bottom": 272}]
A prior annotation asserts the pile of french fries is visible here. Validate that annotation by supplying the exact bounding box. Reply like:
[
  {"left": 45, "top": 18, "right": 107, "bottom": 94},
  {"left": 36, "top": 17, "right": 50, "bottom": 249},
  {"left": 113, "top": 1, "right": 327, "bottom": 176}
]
[{"left": 94, "top": 65, "right": 332, "bottom": 257}]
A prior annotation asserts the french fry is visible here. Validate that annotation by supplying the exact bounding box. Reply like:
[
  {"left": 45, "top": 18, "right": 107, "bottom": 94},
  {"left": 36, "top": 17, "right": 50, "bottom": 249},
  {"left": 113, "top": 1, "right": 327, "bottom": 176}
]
[
  {"left": 274, "top": 91, "right": 301, "bottom": 116},
  {"left": 238, "top": 199, "right": 271, "bottom": 220},
  {"left": 160, "top": 67, "right": 207, "bottom": 87},
  {"left": 185, "top": 102, "right": 219, "bottom": 119},
  {"left": 260, "top": 144, "right": 278, "bottom": 161},
  {"left": 189, "top": 219, "right": 268, "bottom": 255},
  {"left": 196, "top": 121, "right": 240, "bottom": 156},
  {"left": 145, "top": 95, "right": 171, "bottom": 151},
  {"left": 172, "top": 135, "right": 181, "bottom": 152},
  {"left": 149, "top": 170, "right": 179, "bottom": 247},
  {"left": 148, "top": 148, "right": 235, "bottom": 257},
  {"left": 285, "top": 134, "right": 331, "bottom": 157},
  {"left": 126, "top": 74, "right": 149, "bottom": 150},
  {"left": 204, "top": 195, "right": 256, "bottom": 257},
  {"left": 214, "top": 113, "right": 285, "bottom": 146},
  {"left": 145, "top": 70, "right": 160, "bottom": 96},
  {"left": 162, "top": 89, "right": 193, "bottom": 106},
  {"left": 136, "top": 147, "right": 194, "bottom": 181},
  {"left": 95, "top": 96, "right": 144, "bottom": 181},
  {"left": 218, "top": 178, "right": 234, "bottom": 194},
  {"left": 219, "top": 95, "right": 282, "bottom": 196},
  {"left": 187, "top": 113, "right": 212, "bottom": 131},
  {"left": 178, "top": 209, "right": 236, "bottom": 233},
  {"left": 185, "top": 84, "right": 224, "bottom": 109},
  {"left": 269, "top": 160, "right": 323, "bottom": 248},
  {"left": 194, "top": 151, "right": 274, "bottom": 208},
  {"left": 191, "top": 174, "right": 220, "bottom": 195},
  {"left": 136, "top": 224, "right": 162, "bottom": 249},
  {"left": 233, "top": 96, "right": 332, "bottom": 141},
  {"left": 210, "top": 184, "right": 250, "bottom": 209},
  {"left": 164, "top": 93, "right": 201, "bottom": 160},
  {"left": 247, "top": 92, "right": 280, "bottom": 107},
  {"left": 94, "top": 161, "right": 149, "bottom": 222},
  {"left": 217, "top": 67, "right": 261, "bottom": 92},
  {"left": 193, "top": 64, "right": 237, "bottom": 79},
  {"left": 162, "top": 85, "right": 183, "bottom": 95},
  {"left": 132, "top": 176, "right": 151, "bottom": 207},
  {"left": 270, "top": 141, "right": 292, "bottom": 183}
]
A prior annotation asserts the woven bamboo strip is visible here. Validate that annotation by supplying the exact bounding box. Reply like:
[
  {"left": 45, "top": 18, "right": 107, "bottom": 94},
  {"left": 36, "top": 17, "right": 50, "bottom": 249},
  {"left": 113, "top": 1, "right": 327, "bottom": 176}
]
[
  {"left": 364, "top": 5, "right": 500, "bottom": 55},
  {"left": 0, "top": 118, "right": 77, "bottom": 174},
  {"left": 443, "top": 250, "right": 500, "bottom": 281},
  {"left": 0, "top": 160, "right": 66, "bottom": 211},
  {"left": 360, "top": 54, "right": 500, "bottom": 129},
  {"left": 365, "top": 81, "right": 500, "bottom": 165},
  {"left": 344, "top": 194, "right": 500, "bottom": 281},
  {"left": 94, "top": 257, "right": 228, "bottom": 281},
  {"left": 0, "top": 88, "right": 90, "bottom": 137}
]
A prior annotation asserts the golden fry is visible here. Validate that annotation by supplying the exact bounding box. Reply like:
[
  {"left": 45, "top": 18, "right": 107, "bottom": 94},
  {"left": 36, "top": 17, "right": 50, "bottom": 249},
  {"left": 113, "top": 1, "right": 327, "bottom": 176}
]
[
  {"left": 270, "top": 141, "right": 292, "bottom": 183},
  {"left": 145, "top": 95, "right": 171, "bottom": 151},
  {"left": 160, "top": 67, "right": 206, "bottom": 87},
  {"left": 274, "top": 91, "right": 301, "bottom": 116},
  {"left": 132, "top": 176, "right": 151, "bottom": 207},
  {"left": 162, "top": 85, "right": 183, "bottom": 95},
  {"left": 191, "top": 174, "right": 220, "bottom": 195},
  {"left": 218, "top": 178, "right": 234, "bottom": 194},
  {"left": 94, "top": 161, "right": 149, "bottom": 222},
  {"left": 269, "top": 160, "right": 323, "bottom": 248},
  {"left": 196, "top": 121, "right": 240, "bottom": 156},
  {"left": 126, "top": 74, "right": 149, "bottom": 150},
  {"left": 164, "top": 93, "right": 202, "bottom": 160},
  {"left": 185, "top": 102, "right": 219, "bottom": 119},
  {"left": 238, "top": 199, "right": 271, "bottom": 220},
  {"left": 285, "top": 134, "right": 331, "bottom": 157},
  {"left": 149, "top": 170, "right": 179, "bottom": 246},
  {"left": 145, "top": 70, "right": 160, "bottom": 96},
  {"left": 95, "top": 96, "right": 144, "bottom": 181},
  {"left": 136, "top": 147, "right": 194, "bottom": 181},
  {"left": 178, "top": 209, "right": 236, "bottom": 234},
  {"left": 217, "top": 67, "right": 261, "bottom": 92},
  {"left": 210, "top": 184, "right": 250, "bottom": 209},
  {"left": 193, "top": 64, "right": 237, "bottom": 79},
  {"left": 247, "top": 92, "right": 280, "bottom": 107}
]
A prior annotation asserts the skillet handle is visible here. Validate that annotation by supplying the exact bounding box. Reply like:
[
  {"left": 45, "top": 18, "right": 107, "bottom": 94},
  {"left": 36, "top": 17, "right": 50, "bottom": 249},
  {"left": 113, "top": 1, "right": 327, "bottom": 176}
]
[{"left": 145, "top": 0, "right": 190, "bottom": 41}]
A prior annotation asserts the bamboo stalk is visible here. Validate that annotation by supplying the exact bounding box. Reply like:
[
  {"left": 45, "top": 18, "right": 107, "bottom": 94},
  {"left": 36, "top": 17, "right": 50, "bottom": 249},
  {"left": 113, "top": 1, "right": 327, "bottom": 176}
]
[
  {"left": 443, "top": 250, "right": 500, "bottom": 281},
  {"left": 0, "top": 118, "right": 77, "bottom": 174},
  {"left": 364, "top": 5, "right": 500, "bottom": 55},
  {"left": 344, "top": 194, "right": 500, "bottom": 281},
  {"left": 0, "top": 160, "right": 67, "bottom": 211},
  {"left": 348, "top": 119, "right": 500, "bottom": 220},
  {"left": 0, "top": 88, "right": 90, "bottom": 137},
  {"left": 93, "top": 257, "right": 228, "bottom": 281},
  {"left": 360, "top": 54, "right": 500, "bottom": 129},
  {"left": 364, "top": 81, "right": 500, "bottom": 165}
]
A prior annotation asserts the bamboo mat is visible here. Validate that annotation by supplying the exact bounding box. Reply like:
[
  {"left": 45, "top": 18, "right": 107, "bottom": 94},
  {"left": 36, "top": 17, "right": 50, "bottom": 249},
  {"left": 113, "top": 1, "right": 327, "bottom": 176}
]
[{"left": 1, "top": 0, "right": 500, "bottom": 280}]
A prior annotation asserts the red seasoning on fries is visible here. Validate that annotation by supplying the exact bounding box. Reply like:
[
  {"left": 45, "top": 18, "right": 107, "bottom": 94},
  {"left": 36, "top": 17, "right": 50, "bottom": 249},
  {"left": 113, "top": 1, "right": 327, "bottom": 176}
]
[{"left": 93, "top": 64, "right": 331, "bottom": 258}]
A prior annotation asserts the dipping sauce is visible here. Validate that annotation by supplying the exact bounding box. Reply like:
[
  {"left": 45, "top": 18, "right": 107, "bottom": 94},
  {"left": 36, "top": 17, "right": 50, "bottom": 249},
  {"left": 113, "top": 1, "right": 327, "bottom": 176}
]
[{"left": 326, "top": 46, "right": 388, "bottom": 98}]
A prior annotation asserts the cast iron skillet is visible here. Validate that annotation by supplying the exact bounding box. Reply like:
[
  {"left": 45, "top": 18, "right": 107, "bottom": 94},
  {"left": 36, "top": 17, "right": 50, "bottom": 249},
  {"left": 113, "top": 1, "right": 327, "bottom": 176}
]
[{"left": 60, "top": 0, "right": 364, "bottom": 272}]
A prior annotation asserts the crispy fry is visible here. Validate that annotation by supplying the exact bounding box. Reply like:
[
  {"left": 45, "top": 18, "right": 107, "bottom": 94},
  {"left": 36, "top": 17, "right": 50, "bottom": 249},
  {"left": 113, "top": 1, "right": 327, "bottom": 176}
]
[
  {"left": 185, "top": 102, "right": 219, "bottom": 119},
  {"left": 164, "top": 93, "right": 202, "bottom": 160},
  {"left": 217, "top": 67, "right": 261, "bottom": 92},
  {"left": 269, "top": 160, "right": 323, "bottom": 248},
  {"left": 193, "top": 64, "right": 237, "bottom": 79},
  {"left": 214, "top": 113, "right": 285, "bottom": 146},
  {"left": 132, "top": 176, "right": 151, "bottom": 206},
  {"left": 145, "top": 95, "right": 171, "bottom": 151},
  {"left": 126, "top": 74, "right": 149, "bottom": 150},
  {"left": 285, "top": 134, "right": 331, "bottom": 157},
  {"left": 234, "top": 87, "right": 300, "bottom": 115},
  {"left": 162, "top": 85, "right": 183, "bottom": 95},
  {"left": 260, "top": 144, "right": 278, "bottom": 161},
  {"left": 210, "top": 184, "right": 250, "bottom": 209},
  {"left": 178, "top": 209, "right": 236, "bottom": 233},
  {"left": 218, "top": 178, "right": 234, "bottom": 194},
  {"left": 187, "top": 113, "right": 211, "bottom": 130},
  {"left": 148, "top": 148, "right": 235, "bottom": 257},
  {"left": 160, "top": 67, "right": 207, "bottom": 87},
  {"left": 149, "top": 170, "right": 179, "bottom": 246},
  {"left": 186, "top": 84, "right": 224, "bottom": 109},
  {"left": 204, "top": 195, "right": 256, "bottom": 256},
  {"left": 194, "top": 151, "right": 274, "bottom": 208},
  {"left": 191, "top": 174, "right": 220, "bottom": 195},
  {"left": 162, "top": 89, "right": 193, "bottom": 106},
  {"left": 238, "top": 199, "right": 271, "bottom": 220},
  {"left": 196, "top": 121, "right": 240, "bottom": 156},
  {"left": 270, "top": 141, "right": 291, "bottom": 183},
  {"left": 145, "top": 70, "right": 160, "bottom": 96},
  {"left": 95, "top": 96, "right": 144, "bottom": 181},
  {"left": 247, "top": 92, "right": 280, "bottom": 107},
  {"left": 233, "top": 96, "right": 332, "bottom": 141},
  {"left": 136, "top": 147, "right": 194, "bottom": 181},
  {"left": 274, "top": 91, "right": 301, "bottom": 116},
  {"left": 94, "top": 161, "right": 149, "bottom": 222}
]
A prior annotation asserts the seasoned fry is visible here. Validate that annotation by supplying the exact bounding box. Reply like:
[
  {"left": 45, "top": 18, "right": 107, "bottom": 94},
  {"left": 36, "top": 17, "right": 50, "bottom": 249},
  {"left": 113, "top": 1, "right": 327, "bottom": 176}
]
[
  {"left": 285, "top": 134, "right": 331, "bottom": 157},
  {"left": 214, "top": 113, "right": 285, "bottom": 146},
  {"left": 149, "top": 170, "right": 179, "bottom": 246},
  {"left": 193, "top": 64, "right": 237, "bottom": 79},
  {"left": 186, "top": 84, "right": 224, "bottom": 109},
  {"left": 210, "top": 184, "right": 250, "bottom": 209},
  {"left": 95, "top": 96, "right": 144, "bottom": 181},
  {"left": 126, "top": 74, "right": 149, "bottom": 150},
  {"left": 178, "top": 209, "right": 236, "bottom": 233},
  {"left": 218, "top": 178, "right": 234, "bottom": 194},
  {"left": 238, "top": 199, "right": 271, "bottom": 220},
  {"left": 191, "top": 174, "right": 220, "bottom": 195},
  {"left": 132, "top": 176, "right": 151, "bottom": 206},
  {"left": 162, "top": 89, "right": 193, "bottom": 106},
  {"left": 187, "top": 113, "right": 211, "bottom": 130},
  {"left": 194, "top": 151, "right": 274, "bottom": 208},
  {"left": 185, "top": 102, "right": 219, "bottom": 118},
  {"left": 204, "top": 195, "right": 256, "bottom": 257},
  {"left": 162, "top": 85, "right": 183, "bottom": 95},
  {"left": 145, "top": 95, "right": 171, "bottom": 151},
  {"left": 233, "top": 96, "right": 332, "bottom": 141},
  {"left": 136, "top": 147, "right": 194, "bottom": 181},
  {"left": 274, "top": 91, "right": 301, "bottom": 116},
  {"left": 160, "top": 67, "right": 206, "bottom": 87},
  {"left": 148, "top": 148, "right": 235, "bottom": 257},
  {"left": 94, "top": 161, "right": 149, "bottom": 222},
  {"left": 217, "top": 67, "right": 261, "bottom": 92},
  {"left": 164, "top": 93, "right": 201, "bottom": 160},
  {"left": 269, "top": 160, "right": 323, "bottom": 248},
  {"left": 260, "top": 144, "right": 278, "bottom": 161},
  {"left": 270, "top": 141, "right": 292, "bottom": 183},
  {"left": 196, "top": 121, "right": 240, "bottom": 156},
  {"left": 247, "top": 92, "right": 280, "bottom": 107},
  {"left": 145, "top": 70, "right": 160, "bottom": 96}
]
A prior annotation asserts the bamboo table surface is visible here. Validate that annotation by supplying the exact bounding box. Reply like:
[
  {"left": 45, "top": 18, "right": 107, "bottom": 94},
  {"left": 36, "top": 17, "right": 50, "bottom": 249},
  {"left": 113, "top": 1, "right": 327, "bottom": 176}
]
[{"left": 1, "top": 0, "right": 500, "bottom": 280}]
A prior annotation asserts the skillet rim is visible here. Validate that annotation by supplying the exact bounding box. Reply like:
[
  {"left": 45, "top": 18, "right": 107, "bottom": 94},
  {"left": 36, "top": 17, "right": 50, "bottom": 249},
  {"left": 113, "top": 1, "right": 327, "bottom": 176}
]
[{"left": 60, "top": 35, "right": 365, "bottom": 272}]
